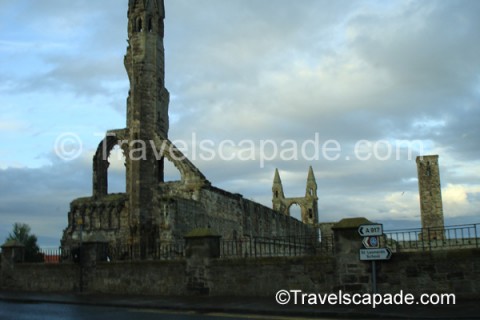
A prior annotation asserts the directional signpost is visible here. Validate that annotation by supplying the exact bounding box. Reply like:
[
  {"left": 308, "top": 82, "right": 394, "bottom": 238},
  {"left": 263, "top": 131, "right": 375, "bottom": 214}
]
[
  {"left": 358, "top": 223, "right": 392, "bottom": 294},
  {"left": 362, "top": 236, "right": 380, "bottom": 249},
  {"left": 359, "top": 248, "right": 392, "bottom": 260},
  {"left": 358, "top": 224, "right": 383, "bottom": 237}
]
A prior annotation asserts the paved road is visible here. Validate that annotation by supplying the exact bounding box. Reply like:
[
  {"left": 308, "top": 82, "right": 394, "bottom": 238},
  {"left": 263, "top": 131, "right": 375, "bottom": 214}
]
[{"left": 0, "top": 301, "right": 332, "bottom": 320}]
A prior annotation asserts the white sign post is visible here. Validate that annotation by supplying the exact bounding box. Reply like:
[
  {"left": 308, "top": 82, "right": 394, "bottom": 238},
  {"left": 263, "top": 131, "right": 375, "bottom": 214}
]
[
  {"left": 359, "top": 248, "right": 392, "bottom": 260},
  {"left": 358, "top": 223, "right": 391, "bottom": 294}
]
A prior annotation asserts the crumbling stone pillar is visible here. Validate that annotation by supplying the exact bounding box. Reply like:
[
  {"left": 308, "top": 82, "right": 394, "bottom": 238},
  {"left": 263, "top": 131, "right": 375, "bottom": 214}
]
[
  {"left": 332, "top": 218, "right": 372, "bottom": 293},
  {"left": 1, "top": 240, "right": 25, "bottom": 264},
  {"left": 0, "top": 240, "right": 25, "bottom": 288},
  {"left": 78, "top": 237, "right": 108, "bottom": 292},
  {"left": 184, "top": 228, "right": 221, "bottom": 295}
]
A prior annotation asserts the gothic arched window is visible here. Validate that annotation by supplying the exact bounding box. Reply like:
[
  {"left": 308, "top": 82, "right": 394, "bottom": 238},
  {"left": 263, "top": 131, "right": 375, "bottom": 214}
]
[{"left": 148, "top": 17, "right": 153, "bottom": 32}]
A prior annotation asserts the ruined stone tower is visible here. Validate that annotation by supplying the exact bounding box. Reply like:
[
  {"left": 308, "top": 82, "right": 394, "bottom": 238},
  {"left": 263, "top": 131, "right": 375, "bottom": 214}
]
[
  {"left": 92, "top": 0, "right": 171, "bottom": 252},
  {"left": 124, "top": 0, "right": 169, "bottom": 252},
  {"left": 272, "top": 167, "right": 319, "bottom": 226},
  {"left": 416, "top": 155, "right": 445, "bottom": 240}
]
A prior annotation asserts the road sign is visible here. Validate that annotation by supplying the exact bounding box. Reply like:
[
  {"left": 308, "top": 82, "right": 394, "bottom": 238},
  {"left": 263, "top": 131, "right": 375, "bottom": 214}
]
[
  {"left": 362, "top": 236, "right": 380, "bottom": 248},
  {"left": 359, "top": 248, "right": 392, "bottom": 261},
  {"left": 358, "top": 224, "right": 383, "bottom": 237}
]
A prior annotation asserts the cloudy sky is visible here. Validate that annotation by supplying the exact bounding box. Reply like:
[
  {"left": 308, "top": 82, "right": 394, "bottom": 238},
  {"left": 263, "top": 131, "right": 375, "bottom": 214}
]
[{"left": 1, "top": 0, "right": 479, "bottom": 246}]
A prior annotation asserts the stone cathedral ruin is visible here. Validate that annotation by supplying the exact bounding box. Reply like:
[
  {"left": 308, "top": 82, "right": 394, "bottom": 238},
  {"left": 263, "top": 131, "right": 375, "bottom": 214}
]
[
  {"left": 60, "top": 1, "right": 447, "bottom": 256},
  {"left": 61, "top": 0, "right": 318, "bottom": 255}
]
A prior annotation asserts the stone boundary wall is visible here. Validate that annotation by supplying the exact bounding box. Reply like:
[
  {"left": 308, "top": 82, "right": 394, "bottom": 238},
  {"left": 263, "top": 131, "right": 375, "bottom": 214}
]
[
  {"left": 377, "top": 249, "right": 480, "bottom": 297},
  {"left": 209, "top": 256, "right": 336, "bottom": 296},
  {"left": 1, "top": 249, "right": 479, "bottom": 298},
  {"left": 90, "top": 260, "right": 186, "bottom": 295},
  {"left": 1, "top": 263, "right": 80, "bottom": 292},
  {"left": 2, "top": 219, "right": 480, "bottom": 298}
]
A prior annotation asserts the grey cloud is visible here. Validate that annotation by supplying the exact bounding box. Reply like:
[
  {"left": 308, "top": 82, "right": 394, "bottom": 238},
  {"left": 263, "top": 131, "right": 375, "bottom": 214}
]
[
  {"left": 1, "top": 1, "right": 479, "bottom": 246},
  {"left": 0, "top": 149, "right": 132, "bottom": 246}
]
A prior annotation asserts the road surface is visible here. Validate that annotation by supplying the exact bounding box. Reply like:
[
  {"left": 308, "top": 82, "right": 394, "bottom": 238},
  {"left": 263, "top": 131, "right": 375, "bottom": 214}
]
[{"left": 0, "top": 301, "right": 333, "bottom": 320}]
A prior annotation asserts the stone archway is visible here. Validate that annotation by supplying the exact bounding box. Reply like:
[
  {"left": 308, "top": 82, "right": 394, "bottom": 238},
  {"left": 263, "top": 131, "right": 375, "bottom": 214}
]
[
  {"left": 152, "top": 134, "right": 210, "bottom": 188},
  {"left": 92, "top": 131, "right": 129, "bottom": 198},
  {"left": 287, "top": 202, "right": 304, "bottom": 221},
  {"left": 107, "top": 145, "right": 126, "bottom": 193}
]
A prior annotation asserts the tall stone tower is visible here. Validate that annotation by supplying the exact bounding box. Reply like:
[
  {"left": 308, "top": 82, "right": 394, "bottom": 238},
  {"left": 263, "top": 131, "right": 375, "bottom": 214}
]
[
  {"left": 126, "top": 0, "right": 169, "bottom": 138},
  {"left": 125, "top": 0, "right": 170, "bottom": 252},
  {"left": 272, "top": 167, "right": 319, "bottom": 226},
  {"left": 416, "top": 155, "right": 445, "bottom": 240}
]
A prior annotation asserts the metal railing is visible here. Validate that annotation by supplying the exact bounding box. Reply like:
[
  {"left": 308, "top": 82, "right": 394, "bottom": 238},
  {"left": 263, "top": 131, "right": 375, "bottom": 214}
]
[
  {"left": 35, "top": 223, "right": 479, "bottom": 262},
  {"left": 384, "top": 223, "right": 480, "bottom": 252},
  {"left": 105, "top": 241, "right": 185, "bottom": 261},
  {"left": 221, "top": 235, "right": 334, "bottom": 258},
  {"left": 38, "top": 247, "right": 72, "bottom": 263}
]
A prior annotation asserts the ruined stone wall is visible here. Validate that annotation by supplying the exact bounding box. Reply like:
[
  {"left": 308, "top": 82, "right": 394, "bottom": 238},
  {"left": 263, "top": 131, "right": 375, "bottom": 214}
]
[
  {"left": 198, "top": 186, "right": 315, "bottom": 239},
  {"left": 150, "top": 184, "right": 316, "bottom": 241},
  {"left": 240, "top": 197, "right": 315, "bottom": 239},
  {"left": 62, "top": 194, "right": 130, "bottom": 248},
  {"left": 62, "top": 183, "right": 315, "bottom": 251}
]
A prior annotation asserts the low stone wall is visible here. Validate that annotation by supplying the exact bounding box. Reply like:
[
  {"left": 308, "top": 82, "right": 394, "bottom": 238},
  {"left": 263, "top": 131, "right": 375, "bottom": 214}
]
[
  {"left": 2, "top": 263, "right": 79, "bottom": 292},
  {"left": 209, "top": 256, "right": 335, "bottom": 296},
  {"left": 1, "top": 250, "right": 480, "bottom": 297},
  {"left": 90, "top": 260, "right": 186, "bottom": 295},
  {"left": 377, "top": 249, "right": 480, "bottom": 297},
  {"left": 2, "top": 219, "right": 480, "bottom": 298}
]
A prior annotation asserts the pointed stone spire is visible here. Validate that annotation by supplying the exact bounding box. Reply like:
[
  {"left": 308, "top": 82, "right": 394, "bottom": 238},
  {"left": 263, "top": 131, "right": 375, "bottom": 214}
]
[
  {"left": 305, "top": 166, "right": 317, "bottom": 197},
  {"left": 307, "top": 166, "right": 316, "bottom": 183},
  {"left": 273, "top": 168, "right": 282, "bottom": 184},
  {"left": 272, "top": 169, "right": 285, "bottom": 212}
]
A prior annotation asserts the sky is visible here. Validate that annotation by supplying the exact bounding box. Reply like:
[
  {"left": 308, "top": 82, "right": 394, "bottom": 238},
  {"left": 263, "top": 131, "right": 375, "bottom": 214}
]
[{"left": 0, "top": 0, "right": 479, "bottom": 247}]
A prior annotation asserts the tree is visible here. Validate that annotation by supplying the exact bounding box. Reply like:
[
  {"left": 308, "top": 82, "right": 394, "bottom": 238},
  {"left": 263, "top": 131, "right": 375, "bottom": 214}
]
[{"left": 6, "top": 223, "right": 44, "bottom": 262}]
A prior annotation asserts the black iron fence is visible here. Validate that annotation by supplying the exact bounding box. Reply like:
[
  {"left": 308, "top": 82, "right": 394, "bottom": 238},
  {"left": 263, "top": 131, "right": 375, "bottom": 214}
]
[
  {"left": 105, "top": 241, "right": 185, "bottom": 261},
  {"left": 220, "top": 235, "right": 334, "bottom": 258},
  {"left": 38, "top": 247, "right": 72, "bottom": 263},
  {"left": 36, "top": 242, "right": 185, "bottom": 263},
  {"left": 34, "top": 223, "right": 479, "bottom": 262},
  {"left": 384, "top": 223, "right": 480, "bottom": 252}
]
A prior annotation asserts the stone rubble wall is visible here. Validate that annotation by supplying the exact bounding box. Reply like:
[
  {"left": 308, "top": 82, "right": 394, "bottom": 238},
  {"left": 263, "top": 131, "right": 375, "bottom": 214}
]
[{"left": 2, "top": 247, "right": 479, "bottom": 298}]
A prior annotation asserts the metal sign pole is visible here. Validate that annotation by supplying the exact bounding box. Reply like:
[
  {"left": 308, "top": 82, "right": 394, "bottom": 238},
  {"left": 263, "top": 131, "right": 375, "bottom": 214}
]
[{"left": 358, "top": 223, "right": 390, "bottom": 294}]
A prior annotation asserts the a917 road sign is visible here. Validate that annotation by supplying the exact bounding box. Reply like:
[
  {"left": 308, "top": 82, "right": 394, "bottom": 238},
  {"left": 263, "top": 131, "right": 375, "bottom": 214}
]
[{"left": 358, "top": 224, "right": 383, "bottom": 237}]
